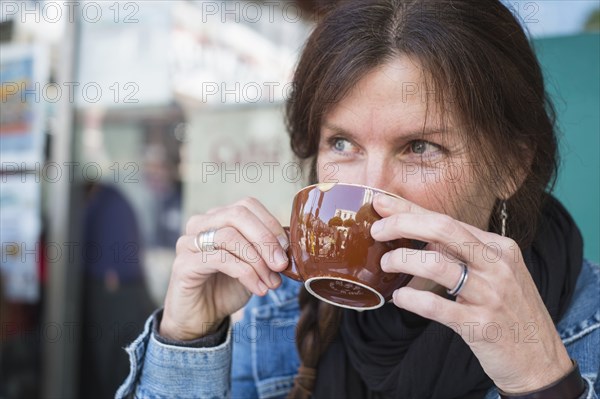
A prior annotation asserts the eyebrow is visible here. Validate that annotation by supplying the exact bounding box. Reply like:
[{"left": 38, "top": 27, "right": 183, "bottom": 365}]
[{"left": 321, "top": 122, "right": 449, "bottom": 144}]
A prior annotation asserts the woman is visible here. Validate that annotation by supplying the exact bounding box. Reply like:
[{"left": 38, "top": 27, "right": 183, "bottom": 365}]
[{"left": 117, "top": 1, "right": 599, "bottom": 398}]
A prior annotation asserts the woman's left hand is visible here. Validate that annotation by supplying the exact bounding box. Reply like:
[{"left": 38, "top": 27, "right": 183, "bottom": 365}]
[{"left": 370, "top": 193, "right": 573, "bottom": 394}]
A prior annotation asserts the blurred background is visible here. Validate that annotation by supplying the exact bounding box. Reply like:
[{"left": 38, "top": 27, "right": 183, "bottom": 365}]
[{"left": 0, "top": 1, "right": 598, "bottom": 398}]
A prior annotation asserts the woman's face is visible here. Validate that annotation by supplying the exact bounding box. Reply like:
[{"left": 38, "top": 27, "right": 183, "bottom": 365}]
[{"left": 317, "top": 56, "right": 497, "bottom": 230}]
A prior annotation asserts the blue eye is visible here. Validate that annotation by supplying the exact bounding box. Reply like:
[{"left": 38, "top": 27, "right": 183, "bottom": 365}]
[
  {"left": 331, "top": 137, "right": 356, "bottom": 153},
  {"left": 410, "top": 140, "right": 440, "bottom": 155},
  {"left": 334, "top": 139, "right": 347, "bottom": 151}
]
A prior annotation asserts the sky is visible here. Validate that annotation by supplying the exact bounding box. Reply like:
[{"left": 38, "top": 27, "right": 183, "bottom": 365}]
[{"left": 500, "top": 0, "right": 599, "bottom": 37}]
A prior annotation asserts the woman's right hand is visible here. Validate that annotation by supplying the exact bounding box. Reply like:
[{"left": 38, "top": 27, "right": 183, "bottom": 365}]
[{"left": 159, "top": 197, "right": 290, "bottom": 341}]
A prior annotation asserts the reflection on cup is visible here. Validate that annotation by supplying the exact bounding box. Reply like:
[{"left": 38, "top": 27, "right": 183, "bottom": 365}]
[{"left": 282, "top": 183, "right": 426, "bottom": 310}]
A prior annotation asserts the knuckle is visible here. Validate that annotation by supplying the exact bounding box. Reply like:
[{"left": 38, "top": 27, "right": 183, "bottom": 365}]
[
  {"left": 230, "top": 205, "right": 250, "bottom": 219},
  {"left": 238, "top": 266, "right": 256, "bottom": 282},
  {"left": 487, "top": 293, "right": 504, "bottom": 314},
  {"left": 258, "top": 230, "right": 275, "bottom": 246},
  {"left": 265, "top": 218, "right": 283, "bottom": 233},
  {"left": 205, "top": 205, "right": 223, "bottom": 215},
  {"left": 416, "top": 259, "right": 435, "bottom": 278},
  {"left": 436, "top": 215, "right": 457, "bottom": 239},
  {"left": 241, "top": 240, "right": 258, "bottom": 256},
  {"left": 389, "top": 214, "right": 402, "bottom": 229},
  {"left": 407, "top": 201, "right": 418, "bottom": 214},
  {"left": 175, "top": 236, "right": 187, "bottom": 253},
  {"left": 432, "top": 260, "right": 450, "bottom": 279},
  {"left": 218, "top": 227, "right": 236, "bottom": 244},
  {"left": 185, "top": 216, "right": 201, "bottom": 234},
  {"left": 240, "top": 196, "right": 259, "bottom": 207},
  {"left": 500, "top": 237, "right": 519, "bottom": 260},
  {"left": 483, "top": 280, "right": 505, "bottom": 310},
  {"left": 423, "top": 296, "right": 443, "bottom": 318},
  {"left": 500, "top": 236, "right": 517, "bottom": 248},
  {"left": 483, "top": 241, "right": 503, "bottom": 261}
]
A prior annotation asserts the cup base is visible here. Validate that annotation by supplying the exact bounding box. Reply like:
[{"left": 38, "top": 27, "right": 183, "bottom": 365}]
[{"left": 305, "top": 277, "right": 385, "bottom": 310}]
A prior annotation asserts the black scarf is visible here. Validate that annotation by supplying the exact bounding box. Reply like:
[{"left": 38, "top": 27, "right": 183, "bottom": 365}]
[{"left": 313, "top": 195, "right": 583, "bottom": 399}]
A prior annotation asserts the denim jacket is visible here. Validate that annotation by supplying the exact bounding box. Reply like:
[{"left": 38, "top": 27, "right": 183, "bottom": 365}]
[{"left": 117, "top": 260, "right": 600, "bottom": 399}]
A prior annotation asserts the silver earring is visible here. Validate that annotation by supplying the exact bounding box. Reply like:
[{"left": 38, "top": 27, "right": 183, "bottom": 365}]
[{"left": 500, "top": 201, "right": 508, "bottom": 237}]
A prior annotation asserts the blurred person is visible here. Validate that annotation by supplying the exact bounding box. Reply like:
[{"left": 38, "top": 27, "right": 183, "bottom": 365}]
[
  {"left": 141, "top": 142, "right": 183, "bottom": 306},
  {"left": 79, "top": 181, "right": 154, "bottom": 398},
  {"left": 143, "top": 143, "right": 183, "bottom": 249},
  {"left": 117, "top": 1, "right": 599, "bottom": 398}
]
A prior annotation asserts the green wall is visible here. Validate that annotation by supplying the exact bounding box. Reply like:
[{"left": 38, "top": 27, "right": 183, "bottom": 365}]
[{"left": 534, "top": 33, "right": 600, "bottom": 262}]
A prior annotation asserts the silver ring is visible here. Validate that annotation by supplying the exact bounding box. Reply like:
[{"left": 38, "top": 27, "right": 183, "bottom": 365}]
[
  {"left": 194, "top": 229, "right": 218, "bottom": 252},
  {"left": 447, "top": 262, "right": 468, "bottom": 297}
]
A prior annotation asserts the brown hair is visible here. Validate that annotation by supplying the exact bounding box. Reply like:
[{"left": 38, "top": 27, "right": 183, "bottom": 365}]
[{"left": 285, "top": 1, "right": 558, "bottom": 397}]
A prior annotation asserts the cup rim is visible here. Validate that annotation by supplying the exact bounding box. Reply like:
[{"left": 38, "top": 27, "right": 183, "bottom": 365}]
[
  {"left": 304, "top": 276, "right": 385, "bottom": 311},
  {"left": 293, "top": 182, "right": 403, "bottom": 200}
]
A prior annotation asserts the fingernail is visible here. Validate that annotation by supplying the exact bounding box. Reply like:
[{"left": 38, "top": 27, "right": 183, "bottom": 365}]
[
  {"left": 274, "top": 248, "right": 288, "bottom": 266},
  {"left": 270, "top": 272, "right": 281, "bottom": 288},
  {"left": 258, "top": 280, "right": 268, "bottom": 294},
  {"left": 371, "top": 220, "right": 384, "bottom": 234},
  {"left": 277, "top": 234, "right": 289, "bottom": 250},
  {"left": 380, "top": 252, "right": 390, "bottom": 267},
  {"left": 376, "top": 194, "right": 393, "bottom": 207}
]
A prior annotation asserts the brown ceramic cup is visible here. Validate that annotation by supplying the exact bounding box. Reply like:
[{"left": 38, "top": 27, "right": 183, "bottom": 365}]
[{"left": 281, "top": 183, "right": 426, "bottom": 311}]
